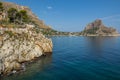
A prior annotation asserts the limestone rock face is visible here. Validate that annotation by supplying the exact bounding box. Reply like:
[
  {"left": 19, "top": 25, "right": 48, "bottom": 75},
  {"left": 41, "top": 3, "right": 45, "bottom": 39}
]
[
  {"left": 83, "top": 19, "right": 119, "bottom": 36},
  {"left": 85, "top": 19, "right": 103, "bottom": 30},
  {"left": 0, "top": 28, "right": 52, "bottom": 75}
]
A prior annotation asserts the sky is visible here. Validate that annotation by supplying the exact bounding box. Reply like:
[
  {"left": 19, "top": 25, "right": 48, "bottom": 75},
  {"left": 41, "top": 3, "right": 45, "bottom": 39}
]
[{"left": 4, "top": 0, "right": 120, "bottom": 32}]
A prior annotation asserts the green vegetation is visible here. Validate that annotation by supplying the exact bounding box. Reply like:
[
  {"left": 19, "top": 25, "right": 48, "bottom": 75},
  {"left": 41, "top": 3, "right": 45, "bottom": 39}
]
[
  {"left": 40, "top": 29, "right": 70, "bottom": 36},
  {"left": 33, "top": 26, "right": 68, "bottom": 36},
  {"left": 8, "top": 8, "right": 29, "bottom": 24},
  {"left": 0, "top": 1, "right": 30, "bottom": 27},
  {"left": 1, "top": 2, "right": 62, "bottom": 36},
  {"left": 16, "top": 10, "right": 29, "bottom": 23},
  {"left": 7, "top": 8, "right": 18, "bottom": 23},
  {"left": 4, "top": 31, "right": 14, "bottom": 37},
  {"left": 0, "top": 2, "right": 4, "bottom": 12}
]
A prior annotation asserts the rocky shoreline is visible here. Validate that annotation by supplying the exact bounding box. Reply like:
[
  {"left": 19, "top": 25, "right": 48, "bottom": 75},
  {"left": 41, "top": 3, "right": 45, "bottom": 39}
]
[
  {"left": 79, "top": 33, "right": 120, "bottom": 37},
  {"left": 0, "top": 53, "right": 51, "bottom": 77},
  {"left": 46, "top": 34, "right": 120, "bottom": 37},
  {"left": 0, "top": 28, "right": 53, "bottom": 75}
]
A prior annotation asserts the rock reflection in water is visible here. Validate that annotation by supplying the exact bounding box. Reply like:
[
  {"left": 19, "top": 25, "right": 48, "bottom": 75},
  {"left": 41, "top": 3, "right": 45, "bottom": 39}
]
[
  {"left": 1, "top": 55, "right": 52, "bottom": 80},
  {"left": 84, "top": 37, "right": 117, "bottom": 58}
]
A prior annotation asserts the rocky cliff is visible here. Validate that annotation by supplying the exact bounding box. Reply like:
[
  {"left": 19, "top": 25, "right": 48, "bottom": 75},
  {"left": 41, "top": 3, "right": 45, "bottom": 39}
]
[
  {"left": 0, "top": 27, "right": 52, "bottom": 75},
  {"left": 81, "top": 19, "right": 119, "bottom": 36}
]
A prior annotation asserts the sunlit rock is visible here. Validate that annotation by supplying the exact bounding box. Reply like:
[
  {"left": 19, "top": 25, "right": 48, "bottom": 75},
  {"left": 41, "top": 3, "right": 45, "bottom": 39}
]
[{"left": 0, "top": 28, "right": 53, "bottom": 75}]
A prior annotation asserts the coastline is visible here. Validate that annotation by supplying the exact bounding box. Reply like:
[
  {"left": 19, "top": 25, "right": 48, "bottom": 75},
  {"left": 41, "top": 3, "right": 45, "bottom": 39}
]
[
  {"left": 46, "top": 34, "right": 120, "bottom": 37},
  {"left": 0, "top": 52, "right": 52, "bottom": 77},
  {"left": 0, "top": 28, "right": 53, "bottom": 76},
  {"left": 0, "top": 52, "right": 52, "bottom": 79}
]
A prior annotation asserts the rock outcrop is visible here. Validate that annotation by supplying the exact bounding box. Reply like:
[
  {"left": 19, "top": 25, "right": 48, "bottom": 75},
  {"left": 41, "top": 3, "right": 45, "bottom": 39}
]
[
  {"left": 0, "top": 27, "right": 52, "bottom": 75},
  {"left": 82, "top": 19, "right": 119, "bottom": 36}
]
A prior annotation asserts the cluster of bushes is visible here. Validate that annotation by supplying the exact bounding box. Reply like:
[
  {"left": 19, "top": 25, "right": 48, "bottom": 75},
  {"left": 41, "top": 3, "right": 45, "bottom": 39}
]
[
  {"left": 40, "top": 29, "right": 56, "bottom": 35},
  {"left": 8, "top": 8, "right": 29, "bottom": 24},
  {"left": 0, "top": 2, "right": 4, "bottom": 12}
]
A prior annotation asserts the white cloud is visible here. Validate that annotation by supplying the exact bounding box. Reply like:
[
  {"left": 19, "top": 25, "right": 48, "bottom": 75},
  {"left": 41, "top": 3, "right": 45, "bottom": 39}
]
[
  {"left": 100, "top": 15, "right": 120, "bottom": 20},
  {"left": 47, "top": 6, "right": 53, "bottom": 10}
]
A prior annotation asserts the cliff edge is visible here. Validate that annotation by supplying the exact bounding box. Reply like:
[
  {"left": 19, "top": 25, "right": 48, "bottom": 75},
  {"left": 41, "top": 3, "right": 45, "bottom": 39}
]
[
  {"left": 0, "top": 1, "right": 53, "bottom": 75},
  {"left": 0, "top": 27, "right": 52, "bottom": 75}
]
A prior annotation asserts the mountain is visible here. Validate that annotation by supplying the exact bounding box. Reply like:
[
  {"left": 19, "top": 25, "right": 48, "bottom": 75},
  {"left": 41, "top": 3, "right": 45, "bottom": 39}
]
[
  {"left": 1, "top": 2, "right": 51, "bottom": 29},
  {"left": 81, "top": 19, "right": 119, "bottom": 36}
]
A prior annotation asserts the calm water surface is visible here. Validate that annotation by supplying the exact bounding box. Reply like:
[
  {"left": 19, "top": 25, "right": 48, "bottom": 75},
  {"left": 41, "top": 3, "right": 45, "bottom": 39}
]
[{"left": 2, "top": 36, "right": 120, "bottom": 80}]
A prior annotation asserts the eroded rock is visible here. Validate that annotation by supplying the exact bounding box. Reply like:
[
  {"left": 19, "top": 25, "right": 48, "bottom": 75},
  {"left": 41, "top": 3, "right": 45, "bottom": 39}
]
[{"left": 0, "top": 28, "right": 52, "bottom": 75}]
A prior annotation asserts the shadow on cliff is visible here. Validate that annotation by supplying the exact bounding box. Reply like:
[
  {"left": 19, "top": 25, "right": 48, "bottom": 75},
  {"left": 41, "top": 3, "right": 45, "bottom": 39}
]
[{"left": 0, "top": 54, "right": 52, "bottom": 80}]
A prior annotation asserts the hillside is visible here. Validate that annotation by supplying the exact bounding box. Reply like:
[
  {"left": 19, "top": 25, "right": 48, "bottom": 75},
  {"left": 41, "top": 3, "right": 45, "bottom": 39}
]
[
  {"left": 0, "top": 2, "right": 53, "bottom": 75},
  {"left": 0, "top": 2, "right": 51, "bottom": 29}
]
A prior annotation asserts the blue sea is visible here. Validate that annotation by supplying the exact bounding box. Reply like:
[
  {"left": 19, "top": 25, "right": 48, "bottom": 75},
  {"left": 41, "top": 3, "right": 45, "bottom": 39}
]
[{"left": 2, "top": 36, "right": 120, "bottom": 80}]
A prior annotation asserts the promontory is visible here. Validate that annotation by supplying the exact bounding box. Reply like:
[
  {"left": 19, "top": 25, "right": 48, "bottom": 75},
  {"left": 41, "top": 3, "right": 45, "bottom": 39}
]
[{"left": 0, "top": 2, "right": 52, "bottom": 75}]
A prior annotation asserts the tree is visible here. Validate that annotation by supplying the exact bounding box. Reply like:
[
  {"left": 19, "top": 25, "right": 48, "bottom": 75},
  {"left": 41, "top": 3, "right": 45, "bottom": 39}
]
[
  {"left": 0, "top": 2, "right": 4, "bottom": 12},
  {"left": 7, "top": 8, "right": 29, "bottom": 24},
  {"left": 19, "top": 10, "right": 29, "bottom": 23},
  {"left": 7, "top": 8, "right": 18, "bottom": 23},
  {"left": 14, "top": 10, "right": 29, "bottom": 24}
]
